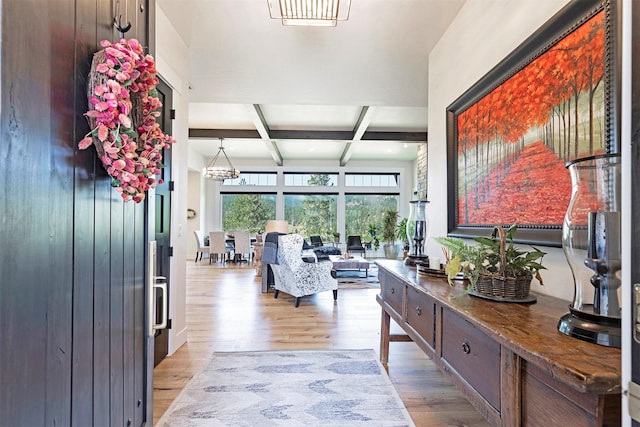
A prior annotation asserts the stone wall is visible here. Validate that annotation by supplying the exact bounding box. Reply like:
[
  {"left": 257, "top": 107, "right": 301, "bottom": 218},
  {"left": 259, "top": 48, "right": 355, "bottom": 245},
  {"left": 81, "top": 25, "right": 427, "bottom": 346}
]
[{"left": 416, "top": 142, "right": 428, "bottom": 198}]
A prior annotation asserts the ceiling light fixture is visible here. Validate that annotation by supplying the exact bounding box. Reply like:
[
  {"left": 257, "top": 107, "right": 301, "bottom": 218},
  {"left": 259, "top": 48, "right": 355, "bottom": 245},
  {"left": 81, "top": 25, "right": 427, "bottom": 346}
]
[
  {"left": 202, "top": 138, "right": 240, "bottom": 181},
  {"left": 267, "top": 0, "right": 351, "bottom": 27}
]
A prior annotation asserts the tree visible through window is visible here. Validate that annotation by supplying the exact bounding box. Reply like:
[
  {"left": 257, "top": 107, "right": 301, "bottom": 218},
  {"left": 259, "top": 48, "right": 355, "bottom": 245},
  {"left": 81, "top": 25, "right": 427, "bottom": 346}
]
[
  {"left": 345, "top": 194, "right": 398, "bottom": 246},
  {"left": 285, "top": 193, "right": 337, "bottom": 241},
  {"left": 222, "top": 193, "right": 276, "bottom": 233}
]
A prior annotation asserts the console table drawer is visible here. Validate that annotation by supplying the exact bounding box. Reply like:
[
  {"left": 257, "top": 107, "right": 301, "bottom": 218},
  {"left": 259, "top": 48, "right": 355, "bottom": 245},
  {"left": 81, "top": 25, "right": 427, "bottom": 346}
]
[
  {"left": 380, "top": 272, "right": 404, "bottom": 315},
  {"left": 442, "top": 308, "right": 501, "bottom": 410},
  {"left": 406, "top": 286, "right": 435, "bottom": 348}
]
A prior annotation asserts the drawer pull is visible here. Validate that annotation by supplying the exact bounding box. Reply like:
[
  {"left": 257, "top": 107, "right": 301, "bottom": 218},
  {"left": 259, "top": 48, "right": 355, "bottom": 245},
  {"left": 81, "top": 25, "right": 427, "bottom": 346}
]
[
  {"left": 415, "top": 306, "right": 422, "bottom": 316},
  {"left": 391, "top": 287, "right": 395, "bottom": 294},
  {"left": 462, "top": 341, "right": 471, "bottom": 354}
]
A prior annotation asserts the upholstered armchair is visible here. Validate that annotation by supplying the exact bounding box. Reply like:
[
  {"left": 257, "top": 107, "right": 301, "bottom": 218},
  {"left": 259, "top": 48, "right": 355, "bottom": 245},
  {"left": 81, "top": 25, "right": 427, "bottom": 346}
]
[{"left": 269, "top": 233, "right": 338, "bottom": 307}]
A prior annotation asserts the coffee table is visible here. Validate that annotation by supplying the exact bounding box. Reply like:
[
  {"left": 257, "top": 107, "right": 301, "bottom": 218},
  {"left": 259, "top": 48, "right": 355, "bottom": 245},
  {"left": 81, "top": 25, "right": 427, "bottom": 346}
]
[{"left": 329, "top": 255, "right": 369, "bottom": 277}]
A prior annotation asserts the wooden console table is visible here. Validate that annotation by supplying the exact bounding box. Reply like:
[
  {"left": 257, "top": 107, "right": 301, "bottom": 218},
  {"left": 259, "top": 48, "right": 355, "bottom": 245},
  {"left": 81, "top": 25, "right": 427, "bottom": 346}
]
[{"left": 376, "top": 260, "right": 621, "bottom": 427}]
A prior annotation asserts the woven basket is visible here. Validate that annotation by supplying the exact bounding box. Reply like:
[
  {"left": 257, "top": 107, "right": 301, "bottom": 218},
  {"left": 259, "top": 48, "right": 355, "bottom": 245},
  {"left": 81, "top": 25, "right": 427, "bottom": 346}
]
[
  {"left": 471, "top": 226, "right": 533, "bottom": 301},
  {"left": 473, "top": 275, "right": 532, "bottom": 300},
  {"left": 86, "top": 50, "right": 144, "bottom": 159}
]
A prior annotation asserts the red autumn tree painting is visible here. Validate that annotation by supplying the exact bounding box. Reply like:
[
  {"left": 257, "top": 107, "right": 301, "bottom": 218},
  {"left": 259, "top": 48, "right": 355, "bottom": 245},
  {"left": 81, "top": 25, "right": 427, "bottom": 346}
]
[{"left": 456, "top": 11, "right": 606, "bottom": 227}]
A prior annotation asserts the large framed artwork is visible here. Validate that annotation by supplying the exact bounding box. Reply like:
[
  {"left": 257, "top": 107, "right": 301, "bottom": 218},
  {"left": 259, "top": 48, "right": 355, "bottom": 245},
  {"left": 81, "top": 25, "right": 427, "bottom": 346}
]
[{"left": 446, "top": 0, "right": 619, "bottom": 247}]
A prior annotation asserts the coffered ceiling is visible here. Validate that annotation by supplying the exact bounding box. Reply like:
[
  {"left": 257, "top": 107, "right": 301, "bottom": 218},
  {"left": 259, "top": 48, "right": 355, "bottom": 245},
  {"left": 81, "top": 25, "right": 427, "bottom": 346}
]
[{"left": 156, "top": 0, "right": 466, "bottom": 165}]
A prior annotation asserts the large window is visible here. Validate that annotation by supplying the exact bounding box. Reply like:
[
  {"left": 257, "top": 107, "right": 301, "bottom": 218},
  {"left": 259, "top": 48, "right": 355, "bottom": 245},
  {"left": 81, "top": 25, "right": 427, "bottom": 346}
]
[
  {"left": 221, "top": 193, "right": 276, "bottom": 233},
  {"left": 284, "top": 173, "right": 338, "bottom": 187},
  {"left": 225, "top": 172, "right": 277, "bottom": 186},
  {"left": 345, "top": 194, "right": 399, "bottom": 244},
  {"left": 284, "top": 193, "right": 337, "bottom": 241},
  {"left": 345, "top": 173, "right": 399, "bottom": 187}
]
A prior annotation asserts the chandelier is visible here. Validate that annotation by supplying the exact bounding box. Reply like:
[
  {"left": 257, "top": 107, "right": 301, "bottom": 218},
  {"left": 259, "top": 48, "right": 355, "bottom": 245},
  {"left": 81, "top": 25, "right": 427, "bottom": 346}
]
[
  {"left": 267, "top": 0, "right": 351, "bottom": 27},
  {"left": 202, "top": 139, "right": 240, "bottom": 181}
]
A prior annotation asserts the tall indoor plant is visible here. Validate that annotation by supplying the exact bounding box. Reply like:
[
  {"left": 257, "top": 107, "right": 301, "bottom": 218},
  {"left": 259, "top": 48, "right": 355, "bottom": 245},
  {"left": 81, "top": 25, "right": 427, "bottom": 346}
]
[{"left": 382, "top": 209, "right": 399, "bottom": 259}]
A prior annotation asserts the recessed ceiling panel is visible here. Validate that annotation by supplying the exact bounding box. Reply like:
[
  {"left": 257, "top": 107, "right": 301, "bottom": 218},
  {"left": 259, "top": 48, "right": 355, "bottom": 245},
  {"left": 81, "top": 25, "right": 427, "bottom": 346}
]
[
  {"left": 261, "top": 105, "right": 363, "bottom": 130},
  {"left": 367, "top": 106, "right": 428, "bottom": 132},
  {"left": 189, "top": 103, "right": 254, "bottom": 129},
  {"left": 349, "top": 141, "right": 419, "bottom": 162},
  {"left": 277, "top": 139, "right": 346, "bottom": 160}
]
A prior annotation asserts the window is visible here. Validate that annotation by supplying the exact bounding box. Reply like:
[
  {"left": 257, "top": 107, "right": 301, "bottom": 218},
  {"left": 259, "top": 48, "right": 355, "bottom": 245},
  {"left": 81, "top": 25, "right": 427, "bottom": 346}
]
[
  {"left": 345, "top": 194, "right": 399, "bottom": 244},
  {"left": 284, "top": 173, "right": 338, "bottom": 187},
  {"left": 225, "top": 172, "right": 277, "bottom": 186},
  {"left": 221, "top": 193, "right": 276, "bottom": 233},
  {"left": 284, "top": 193, "right": 338, "bottom": 241},
  {"left": 345, "top": 173, "right": 399, "bottom": 187}
]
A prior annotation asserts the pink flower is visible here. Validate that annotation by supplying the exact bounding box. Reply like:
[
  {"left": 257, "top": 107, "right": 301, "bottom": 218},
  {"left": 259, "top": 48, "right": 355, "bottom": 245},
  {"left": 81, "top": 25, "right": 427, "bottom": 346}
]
[
  {"left": 97, "top": 125, "right": 109, "bottom": 142},
  {"left": 78, "top": 136, "right": 93, "bottom": 150},
  {"left": 96, "top": 63, "right": 109, "bottom": 73},
  {"left": 118, "top": 114, "right": 132, "bottom": 128}
]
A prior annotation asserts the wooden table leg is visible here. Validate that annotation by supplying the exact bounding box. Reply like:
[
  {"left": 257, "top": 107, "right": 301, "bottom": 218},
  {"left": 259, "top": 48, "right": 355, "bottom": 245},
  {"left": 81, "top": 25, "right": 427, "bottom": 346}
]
[{"left": 380, "top": 308, "right": 391, "bottom": 365}]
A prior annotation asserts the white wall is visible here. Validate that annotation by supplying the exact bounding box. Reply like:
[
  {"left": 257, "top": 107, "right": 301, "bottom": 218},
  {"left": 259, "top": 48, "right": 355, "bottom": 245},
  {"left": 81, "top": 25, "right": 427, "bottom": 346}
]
[
  {"left": 427, "top": 0, "right": 574, "bottom": 301},
  {"left": 155, "top": 5, "right": 190, "bottom": 355},
  {"left": 186, "top": 171, "right": 202, "bottom": 259}
]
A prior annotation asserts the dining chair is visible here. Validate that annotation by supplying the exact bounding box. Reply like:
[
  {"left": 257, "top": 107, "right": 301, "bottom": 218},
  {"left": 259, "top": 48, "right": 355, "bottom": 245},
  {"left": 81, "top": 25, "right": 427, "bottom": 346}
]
[
  {"left": 209, "top": 231, "right": 232, "bottom": 264},
  {"left": 231, "top": 230, "right": 252, "bottom": 263},
  {"left": 193, "top": 230, "right": 210, "bottom": 262}
]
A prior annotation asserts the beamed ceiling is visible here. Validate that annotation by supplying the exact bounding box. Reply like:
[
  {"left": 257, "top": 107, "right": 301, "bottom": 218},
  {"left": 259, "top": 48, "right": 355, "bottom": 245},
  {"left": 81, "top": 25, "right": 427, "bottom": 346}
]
[{"left": 156, "top": 0, "right": 466, "bottom": 165}]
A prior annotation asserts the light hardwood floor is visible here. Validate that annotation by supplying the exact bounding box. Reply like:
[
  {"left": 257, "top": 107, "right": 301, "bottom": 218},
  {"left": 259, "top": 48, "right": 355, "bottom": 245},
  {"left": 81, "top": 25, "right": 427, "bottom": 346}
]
[{"left": 153, "top": 260, "right": 490, "bottom": 426}]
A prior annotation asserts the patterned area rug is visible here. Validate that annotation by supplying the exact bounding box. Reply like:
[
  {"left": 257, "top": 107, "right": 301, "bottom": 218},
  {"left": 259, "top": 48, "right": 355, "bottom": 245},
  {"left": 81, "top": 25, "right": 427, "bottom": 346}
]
[
  {"left": 157, "top": 349, "right": 414, "bottom": 427},
  {"left": 337, "top": 263, "right": 379, "bottom": 289}
]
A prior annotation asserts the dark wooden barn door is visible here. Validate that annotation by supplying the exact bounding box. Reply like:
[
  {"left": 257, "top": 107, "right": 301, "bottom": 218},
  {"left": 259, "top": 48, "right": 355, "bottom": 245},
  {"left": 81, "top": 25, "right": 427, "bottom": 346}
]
[
  {"left": 153, "top": 78, "right": 173, "bottom": 366},
  {"left": 631, "top": 3, "right": 640, "bottom": 425},
  {"left": 0, "top": 0, "right": 153, "bottom": 425}
]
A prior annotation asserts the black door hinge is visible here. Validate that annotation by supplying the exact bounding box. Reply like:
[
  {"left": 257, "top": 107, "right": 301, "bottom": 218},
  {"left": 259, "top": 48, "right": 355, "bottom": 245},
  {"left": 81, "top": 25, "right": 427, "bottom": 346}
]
[
  {"left": 166, "top": 319, "right": 172, "bottom": 329},
  {"left": 169, "top": 181, "right": 175, "bottom": 191},
  {"left": 170, "top": 109, "right": 176, "bottom": 120},
  {"left": 169, "top": 246, "right": 174, "bottom": 257}
]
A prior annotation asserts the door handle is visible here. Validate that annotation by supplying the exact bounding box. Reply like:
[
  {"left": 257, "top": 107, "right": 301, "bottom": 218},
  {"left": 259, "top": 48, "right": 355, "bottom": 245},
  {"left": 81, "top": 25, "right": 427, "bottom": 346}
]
[
  {"left": 153, "top": 276, "right": 168, "bottom": 331},
  {"left": 148, "top": 276, "right": 167, "bottom": 337},
  {"left": 148, "top": 241, "right": 169, "bottom": 337}
]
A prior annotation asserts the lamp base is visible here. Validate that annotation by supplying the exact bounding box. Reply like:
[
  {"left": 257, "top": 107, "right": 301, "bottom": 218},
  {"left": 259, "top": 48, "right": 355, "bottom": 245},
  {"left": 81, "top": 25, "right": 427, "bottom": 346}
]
[
  {"left": 557, "top": 310, "right": 621, "bottom": 348},
  {"left": 404, "top": 255, "right": 429, "bottom": 266}
]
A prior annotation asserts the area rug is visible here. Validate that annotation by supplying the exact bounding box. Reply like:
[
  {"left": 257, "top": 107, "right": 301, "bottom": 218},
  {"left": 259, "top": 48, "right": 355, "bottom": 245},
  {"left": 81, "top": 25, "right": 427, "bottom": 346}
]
[
  {"left": 337, "top": 264, "right": 379, "bottom": 290},
  {"left": 156, "top": 349, "right": 414, "bottom": 427}
]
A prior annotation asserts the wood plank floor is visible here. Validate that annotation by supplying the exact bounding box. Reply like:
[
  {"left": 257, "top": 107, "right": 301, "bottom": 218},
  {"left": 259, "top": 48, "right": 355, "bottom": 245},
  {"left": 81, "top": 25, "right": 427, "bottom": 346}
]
[{"left": 153, "top": 261, "right": 490, "bottom": 426}]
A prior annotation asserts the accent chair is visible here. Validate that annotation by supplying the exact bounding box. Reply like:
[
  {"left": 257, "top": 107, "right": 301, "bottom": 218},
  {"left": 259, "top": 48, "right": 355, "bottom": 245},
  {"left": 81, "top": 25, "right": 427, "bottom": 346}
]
[{"left": 269, "top": 233, "right": 337, "bottom": 307}]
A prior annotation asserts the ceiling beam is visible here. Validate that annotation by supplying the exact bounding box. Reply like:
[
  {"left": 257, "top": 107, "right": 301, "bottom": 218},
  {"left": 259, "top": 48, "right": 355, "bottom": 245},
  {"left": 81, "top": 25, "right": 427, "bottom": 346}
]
[
  {"left": 189, "top": 129, "right": 261, "bottom": 139},
  {"left": 361, "top": 131, "right": 427, "bottom": 141},
  {"left": 247, "top": 104, "right": 284, "bottom": 166},
  {"left": 188, "top": 128, "right": 425, "bottom": 142},
  {"left": 340, "top": 106, "right": 374, "bottom": 166},
  {"left": 352, "top": 106, "right": 373, "bottom": 141}
]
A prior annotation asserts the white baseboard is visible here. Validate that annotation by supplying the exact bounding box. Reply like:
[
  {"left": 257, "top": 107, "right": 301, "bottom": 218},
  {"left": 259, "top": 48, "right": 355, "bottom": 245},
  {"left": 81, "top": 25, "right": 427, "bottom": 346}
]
[{"left": 168, "top": 326, "right": 188, "bottom": 356}]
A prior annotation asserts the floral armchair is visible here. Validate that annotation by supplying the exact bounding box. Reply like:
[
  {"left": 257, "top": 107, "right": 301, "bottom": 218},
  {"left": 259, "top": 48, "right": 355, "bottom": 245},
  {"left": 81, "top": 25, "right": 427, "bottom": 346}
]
[{"left": 269, "top": 233, "right": 338, "bottom": 307}]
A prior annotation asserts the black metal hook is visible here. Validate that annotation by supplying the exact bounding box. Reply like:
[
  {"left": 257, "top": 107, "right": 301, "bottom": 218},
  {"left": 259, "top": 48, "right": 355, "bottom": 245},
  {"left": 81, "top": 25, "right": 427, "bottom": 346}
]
[{"left": 114, "top": 15, "right": 131, "bottom": 38}]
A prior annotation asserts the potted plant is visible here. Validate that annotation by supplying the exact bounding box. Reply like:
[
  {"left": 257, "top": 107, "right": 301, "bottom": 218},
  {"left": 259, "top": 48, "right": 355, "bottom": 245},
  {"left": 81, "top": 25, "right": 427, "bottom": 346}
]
[
  {"left": 395, "top": 217, "right": 409, "bottom": 259},
  {"left": 364, "top": 223, "right": 380, "bottom": 251},
  {"left": 382, "top": 210, "right": 399, "bottom": 259},
  {"left": 435, "top": 224, "right": 546, "bottom": 301},
  {"left": 395, "top": 217, "right": 409, "bottom": 250}
]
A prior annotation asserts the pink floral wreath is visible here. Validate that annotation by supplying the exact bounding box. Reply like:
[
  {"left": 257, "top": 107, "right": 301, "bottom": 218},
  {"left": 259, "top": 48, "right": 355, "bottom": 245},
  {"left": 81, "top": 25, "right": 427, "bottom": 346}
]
[{"left": 78, "top": 38, "right": 176, "bottom": 203}]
